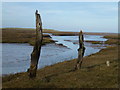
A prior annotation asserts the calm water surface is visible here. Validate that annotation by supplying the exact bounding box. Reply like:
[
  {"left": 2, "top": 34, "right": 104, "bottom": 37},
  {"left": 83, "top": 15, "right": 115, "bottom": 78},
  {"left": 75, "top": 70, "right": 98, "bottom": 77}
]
[{"left": 2, "top": 35, "right": 107, "bottom": 75}]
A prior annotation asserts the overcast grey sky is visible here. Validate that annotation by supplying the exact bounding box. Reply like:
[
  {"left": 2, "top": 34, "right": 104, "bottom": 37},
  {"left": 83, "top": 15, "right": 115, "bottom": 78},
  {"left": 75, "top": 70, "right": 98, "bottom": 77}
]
[{"left": 2, "top": 2, "right": 118, "bottom": 33}]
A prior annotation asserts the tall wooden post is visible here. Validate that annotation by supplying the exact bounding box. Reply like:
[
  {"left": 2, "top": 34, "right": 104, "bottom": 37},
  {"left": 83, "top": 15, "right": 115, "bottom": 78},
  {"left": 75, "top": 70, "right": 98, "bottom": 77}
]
[
  {"left": 28, "top": 10, "right": 43, "bottom": 78},
  {"left": 75, "top": 30, "right": 85, "bottom": 70}
]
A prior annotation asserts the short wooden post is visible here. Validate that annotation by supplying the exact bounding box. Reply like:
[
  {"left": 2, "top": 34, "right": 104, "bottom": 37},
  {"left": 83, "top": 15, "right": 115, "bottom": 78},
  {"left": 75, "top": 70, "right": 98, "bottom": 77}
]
[
  {"left": 27, "top": 10, "right": 43, "bottom": 78},
  {"left": 75, "top": 30, "right": 85, "bottom": 70}
]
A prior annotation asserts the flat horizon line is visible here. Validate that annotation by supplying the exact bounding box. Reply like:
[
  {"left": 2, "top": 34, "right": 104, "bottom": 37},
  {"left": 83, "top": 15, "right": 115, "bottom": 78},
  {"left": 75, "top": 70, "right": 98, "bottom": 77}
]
[{"left": 0, "top": 27, "right": 118, "bottom": 34}]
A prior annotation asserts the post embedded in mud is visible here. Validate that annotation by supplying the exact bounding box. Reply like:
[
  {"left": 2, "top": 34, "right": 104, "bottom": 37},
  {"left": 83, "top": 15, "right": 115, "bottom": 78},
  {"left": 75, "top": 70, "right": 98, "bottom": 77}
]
[
  {"left": 75, "top": 30, "right": 85, "bottom": 70},
  {"left": 27, "top": 10, "right": 43, "bottom": 78}
]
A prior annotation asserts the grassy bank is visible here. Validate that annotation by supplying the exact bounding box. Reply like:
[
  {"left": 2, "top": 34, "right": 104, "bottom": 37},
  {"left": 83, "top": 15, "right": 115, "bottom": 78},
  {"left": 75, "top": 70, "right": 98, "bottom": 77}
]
[
  {"left": 85, "top": 40, "right": 104, "bottom": 44},
  {"left": 1, "top": 28, "right": 118, "bottom": 45},
  {"left": 2, "top": 45, "right": 119, "bottom": 88},
  {"left": 103, "top": 34, "right": 120, "bottom": 45},
  {"left": 45, "top": 31, "right": 116, "bottom": 36},
  {"left": 1, "top": 28, "right": 55, "bottom": 45}
]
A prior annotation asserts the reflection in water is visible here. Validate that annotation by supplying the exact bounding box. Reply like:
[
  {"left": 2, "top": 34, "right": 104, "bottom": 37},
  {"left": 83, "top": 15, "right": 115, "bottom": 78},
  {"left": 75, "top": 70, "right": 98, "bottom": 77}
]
[{"left": 2, "top": 35, "right": 107, "bottom": 75}]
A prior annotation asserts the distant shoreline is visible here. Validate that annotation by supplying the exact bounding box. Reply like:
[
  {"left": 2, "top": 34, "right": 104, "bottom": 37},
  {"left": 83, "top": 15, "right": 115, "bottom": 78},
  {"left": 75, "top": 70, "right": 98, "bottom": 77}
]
[
  {"left": 0, "top": 28, "right": 118, "bottom": 34},
  {"left": 1, "top": 28, "right": 118, "bottom": 45}
]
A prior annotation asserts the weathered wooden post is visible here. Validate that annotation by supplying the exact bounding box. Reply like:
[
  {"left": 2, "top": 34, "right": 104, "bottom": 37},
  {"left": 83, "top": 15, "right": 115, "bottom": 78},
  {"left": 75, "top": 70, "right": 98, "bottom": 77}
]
[
  {"left": 27, "top": 10, "right": 43, "bottom": 78},
  {"left": 75, "top": 30, "right": 85, "bottom": 70}
]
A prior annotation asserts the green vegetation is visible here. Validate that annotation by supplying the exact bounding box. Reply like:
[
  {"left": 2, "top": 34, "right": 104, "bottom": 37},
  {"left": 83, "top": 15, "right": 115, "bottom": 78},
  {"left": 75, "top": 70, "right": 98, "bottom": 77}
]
[{"left": 2, "top": 46, "right": 118, "bottom": 88}]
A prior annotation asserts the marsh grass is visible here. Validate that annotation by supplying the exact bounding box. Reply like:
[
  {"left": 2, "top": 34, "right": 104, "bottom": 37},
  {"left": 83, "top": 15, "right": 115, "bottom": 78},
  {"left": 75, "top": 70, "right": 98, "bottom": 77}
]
[
  {"left": 1, "top": 28, "right": 55, "bottom": 45},
  {"left": 103, "top": 34, "right": 120, "bottom": 39},
  {"left": 103, "top": 34, "right": 120, "bottom": 45},
  {"left": 1, "top": 28, "right": 118, "bottom": 45},
  {"left": 85, "top": 40, "right": 104, "bottom": 44}
]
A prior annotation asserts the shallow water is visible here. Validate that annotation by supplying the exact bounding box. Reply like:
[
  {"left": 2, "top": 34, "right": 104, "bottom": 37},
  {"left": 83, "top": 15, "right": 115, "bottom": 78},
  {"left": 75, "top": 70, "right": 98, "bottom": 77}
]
[{"left": 2, "top": 35, "right": 107, "bottom": 75}]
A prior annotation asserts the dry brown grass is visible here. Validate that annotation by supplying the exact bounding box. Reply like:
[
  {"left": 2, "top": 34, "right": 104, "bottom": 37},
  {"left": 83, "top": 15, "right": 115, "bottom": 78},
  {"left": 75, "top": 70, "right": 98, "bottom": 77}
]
[
  {"left": 85, "top": 40, "right": 103, "bottom": 44},
  {"left": 1, "top": 28, "right": 55, "bottom": 45},
  {"left": 105, "top": 39, "right": 119, "bottom": 45},
  {"left": 103, "top": 34, "right": 120, "bottom": 45},
  {"left": 103, "top": 34, "right": 120, "bottom": 39},
  {"left": 51, "top": 32, "right": 117, "bottom": 36}
]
